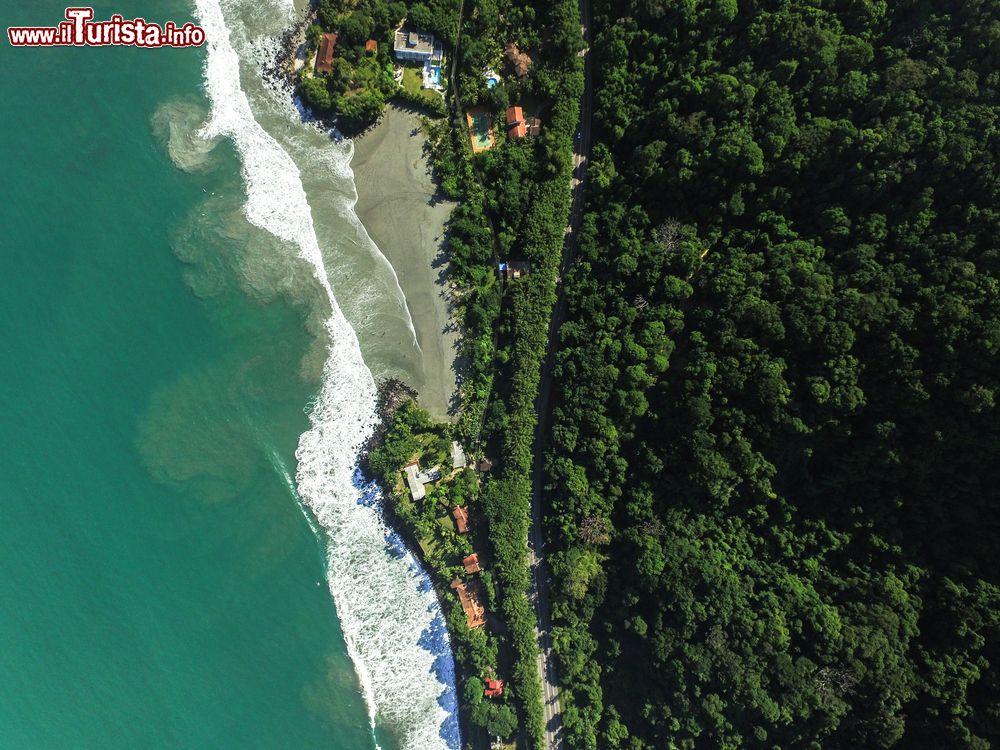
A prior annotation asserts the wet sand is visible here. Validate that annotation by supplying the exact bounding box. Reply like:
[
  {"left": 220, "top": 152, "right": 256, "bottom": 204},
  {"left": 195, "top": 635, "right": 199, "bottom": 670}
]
[{"left": 351, "top": 104, "right": 458, "bottom": 420}]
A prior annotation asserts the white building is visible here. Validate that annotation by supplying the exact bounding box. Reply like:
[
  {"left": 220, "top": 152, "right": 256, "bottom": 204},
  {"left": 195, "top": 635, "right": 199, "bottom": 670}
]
[
  {"left": 393, "top": 28, "right": 443, "bottom": 62},
  {"left": 403, "top": 461, "right": 441, "bottom": 501},
  {"left": 403, "top": 462, "right": 425, "bottom": 501},
  {"left": 451, "top": 441, "right": 467, "bottom": 469}
]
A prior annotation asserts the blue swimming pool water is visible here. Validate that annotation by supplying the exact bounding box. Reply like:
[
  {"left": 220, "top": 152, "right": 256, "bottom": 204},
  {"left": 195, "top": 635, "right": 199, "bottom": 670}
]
[{"left": 486, "top": 77, "right": 498, "bottom": 88}]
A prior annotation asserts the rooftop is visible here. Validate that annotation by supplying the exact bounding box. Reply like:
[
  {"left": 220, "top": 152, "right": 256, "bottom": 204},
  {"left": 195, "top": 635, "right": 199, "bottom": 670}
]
[
  {"left": 451, "top": 579, "right": 486, "bottom": 629},
  {"left": 463, "top": 553, "right": 482, "bottom": 574},
  {"left": 452, "top": 505, "right": 470, "bottom": 534},
  {"left": 315, "top": 32, "right": 337, "bottom": 75},
  {"left": 484, "top": 677, "right": 505, "bottom": 698},
  {"left": 500, "top": 260, "right": 531, "bottom": 280},
  {"left": 393, "top": 28, "right": 443, "bottom": 60},
  {"left": 403, "top": 461, "right": 425, "bottom": 501},
  {"left": 451, "top": 441, "right": 467, "bottom": 469},
  {"left": 403, "top": 460, "right": 441, "bottom": 501},
  {"left": 504, "top": 42, "right": 531, "bottom": 77},
  {"left": 417, "top": 465, "right": 441, "bottom": 484},
  {"left": 506, "top": 105, "right": 526, "bottom": 139}
]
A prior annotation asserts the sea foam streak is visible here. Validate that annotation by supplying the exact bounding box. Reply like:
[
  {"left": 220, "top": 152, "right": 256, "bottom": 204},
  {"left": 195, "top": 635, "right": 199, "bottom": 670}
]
[
  {"left": 191, "top": 1, "right": 459, "bottom": 748},
  {"left": 226, "top": 5, "right": 421, "bottom": 356}
]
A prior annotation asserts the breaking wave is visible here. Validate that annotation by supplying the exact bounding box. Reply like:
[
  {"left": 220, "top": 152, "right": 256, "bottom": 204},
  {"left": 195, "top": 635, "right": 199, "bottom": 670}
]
[{"left": 190, "top": 0, "right": 459, "bottom": 747}]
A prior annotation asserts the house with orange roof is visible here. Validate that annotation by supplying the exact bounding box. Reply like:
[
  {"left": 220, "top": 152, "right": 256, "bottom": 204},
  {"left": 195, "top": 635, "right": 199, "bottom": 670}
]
[
  {"left": 463, "top": 553, "right": 482, "bottom": 574},
  {"left": 451, "top": 579, "right": 486, "bottom": 629},
  {"left": 484, "top": 677, "right": 504, "bottom": 698},
  {"left": 506, "top": 105, "right": 527, "bottom": 139},
  {"left": 315, "top": 32, "right": 337, "bottom": 74},
  {"left": 451, "top": 505, "right": 470, "bottom": 533}
]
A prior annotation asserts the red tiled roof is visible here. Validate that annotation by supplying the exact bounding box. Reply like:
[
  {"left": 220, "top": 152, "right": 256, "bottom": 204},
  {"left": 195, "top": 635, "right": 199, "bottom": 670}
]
[
  {"left": 451, "top": 579, "right": 486, "bottom": 628},
  {"left": 505, "top": 43, "right": 531, "bottom": 77},
  {"left": 365, "top": 39, "right": 378, "bottom": 53},
  {"left": 315, "top": 32, "right": 337, "bottom": 74},
  {"left": 484, "top": 677, "right": 504, "bottom": 697},
  {"left": 452, "top": 506, "right": 469, "bottom": 534},
  {"left": 463, "top": 553, "right": 482, "bottom": 574},
  {"left": 506, "top": 106, "right": 526, "bottom": 138}
]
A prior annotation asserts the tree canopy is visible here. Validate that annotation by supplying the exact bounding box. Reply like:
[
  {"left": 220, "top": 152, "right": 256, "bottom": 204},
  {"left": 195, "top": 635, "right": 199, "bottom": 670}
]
[{"left": 544, "top": 2, "right": 1000, "bottom": 749}]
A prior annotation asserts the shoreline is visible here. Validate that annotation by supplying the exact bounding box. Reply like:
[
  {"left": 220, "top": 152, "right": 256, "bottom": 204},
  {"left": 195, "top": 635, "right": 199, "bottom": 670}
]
[
  {"left": 349, "top": 105, "right": 485, "bottom": 746},
  {"left": 268, "top": 14, "right": 469, "bottom": 743},
  {"left": 350, "top": 103, "right": 459, "bottom": 421},
  {"left": 359, "top": 388, "right": 482, "bottom": 750},
  {"left": 204, "top": 3, "right": 464, "bottom": 745}
]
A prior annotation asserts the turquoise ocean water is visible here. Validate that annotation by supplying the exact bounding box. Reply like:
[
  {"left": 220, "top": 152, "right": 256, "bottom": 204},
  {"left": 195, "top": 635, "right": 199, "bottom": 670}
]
[{"left": 0, "top": 1, "right": 456, "bottom": 748}]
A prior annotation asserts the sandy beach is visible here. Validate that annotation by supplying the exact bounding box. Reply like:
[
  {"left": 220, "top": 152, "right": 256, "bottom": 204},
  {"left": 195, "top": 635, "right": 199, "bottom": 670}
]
[{"left": 351, "top": 103, "right": 459, "bottom": 420}]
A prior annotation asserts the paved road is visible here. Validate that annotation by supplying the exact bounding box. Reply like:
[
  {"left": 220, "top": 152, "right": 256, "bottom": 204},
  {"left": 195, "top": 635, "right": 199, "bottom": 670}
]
[{"left": 527, "top": 0, "right": 593, "bottom": 748}]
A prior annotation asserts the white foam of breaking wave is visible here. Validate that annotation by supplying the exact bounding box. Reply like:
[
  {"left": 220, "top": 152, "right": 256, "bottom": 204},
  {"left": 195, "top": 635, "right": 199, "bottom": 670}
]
[
  {"left": 224, "top": 2, "right": 420, "bottom": 353},
  {"left": 191, "top": 1, "right": 458, "bottom": 748},
  {"left": 265, "top": 442, "right": 321, "bottom": 538}
]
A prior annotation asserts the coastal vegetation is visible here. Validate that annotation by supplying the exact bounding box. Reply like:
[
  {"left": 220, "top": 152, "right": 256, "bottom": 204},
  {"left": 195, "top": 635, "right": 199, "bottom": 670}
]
[
  {"left": 353, "top": 0, "right": 584, "bottom": 745},
  {"left": 419, "top": 0, "right": 584, "bottom": 746},
  {"left": 366, "top": 398, "right": 521, "bottom": 743},
  {"left": 543, "top": 2, "right": 1000, "bottom": 749},
  {"left": 298, "top": 7, "right": 394, "bottom": 132},
  {"left": 297, "top": 0, "right": 451, "bottom": 132}
]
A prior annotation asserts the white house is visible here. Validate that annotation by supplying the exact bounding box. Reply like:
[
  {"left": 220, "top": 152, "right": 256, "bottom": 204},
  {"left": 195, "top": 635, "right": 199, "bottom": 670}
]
[
  {"left": 403, "top": 462, "right": 425, "bottom": 501},
  {"left": 451, "top": 441, "right": 467, "bottom": 469},
  {"left": 403, "top": 461, "right": 441, "bottom": 501},
  {"left": 393, "top": 28, "right": 443, "bottom": 62}
]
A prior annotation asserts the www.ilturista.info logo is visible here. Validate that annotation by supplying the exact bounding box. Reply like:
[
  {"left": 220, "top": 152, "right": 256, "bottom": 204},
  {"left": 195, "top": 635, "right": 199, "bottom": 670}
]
[{"left": 8, "top": 7, "right": 205, "bottom": 47}]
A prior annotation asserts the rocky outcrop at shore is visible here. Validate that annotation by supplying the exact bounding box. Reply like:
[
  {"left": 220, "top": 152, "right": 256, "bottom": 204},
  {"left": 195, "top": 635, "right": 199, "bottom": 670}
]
[
  {"left": 263, "top": 7, "right": 315, "bottom": 89},
  {"left": 359, "top": 378, "right": 418, "bottom": 468},
  {"left": 262, "top": 6, "right": 383, "bottom": 138}
]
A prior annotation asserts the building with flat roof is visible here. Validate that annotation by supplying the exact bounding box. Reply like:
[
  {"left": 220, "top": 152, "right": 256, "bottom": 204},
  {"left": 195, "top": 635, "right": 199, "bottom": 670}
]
[
  {"left": 403, "top": 460, "right": 441, "bottom": 501},
  {"left": 451, "top": 441, "right": 467, "bottom": 469},
  {"left": 403, "top": 461, "right": 425, "bottom": 501},
  {"left": 315, "top": 32, "right": 337, "bottom": 74},
  {"left": 393, "top": 28, "right": 442, "bottom": 61}
]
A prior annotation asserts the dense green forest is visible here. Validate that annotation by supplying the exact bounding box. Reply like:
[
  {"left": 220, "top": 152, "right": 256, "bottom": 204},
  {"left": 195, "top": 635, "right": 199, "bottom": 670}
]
[{"left": 544, "top": 2, "right": 1000, "bottom": 749}]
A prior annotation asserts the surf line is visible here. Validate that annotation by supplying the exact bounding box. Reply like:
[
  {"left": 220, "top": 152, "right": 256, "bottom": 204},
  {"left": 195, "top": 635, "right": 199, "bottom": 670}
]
[{"left": 191, "top": 1, "right": 458, "bottom": 748}]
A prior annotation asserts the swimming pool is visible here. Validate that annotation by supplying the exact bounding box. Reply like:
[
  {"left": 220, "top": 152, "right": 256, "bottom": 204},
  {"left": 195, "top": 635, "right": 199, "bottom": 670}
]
[
  {"left": 466, "top": 109, "right": 495, "bottom": 153},
  {"left": 427, "top": 63, "right": 442, "bottom": 87},
  {"left": 486, "top": 77, "right": 498, "bottom": 88}
]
